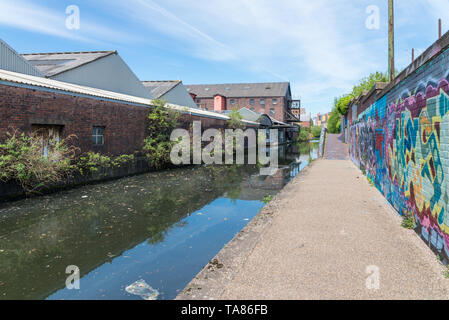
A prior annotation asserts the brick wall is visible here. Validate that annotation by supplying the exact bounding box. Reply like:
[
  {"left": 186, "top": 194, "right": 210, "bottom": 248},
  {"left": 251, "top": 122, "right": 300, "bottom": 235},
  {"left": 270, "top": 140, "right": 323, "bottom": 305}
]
[
  {"left": 197, "top": 96, "right": 288, "bottom": 122},
  {"left": 349, "top": 41, "right": 449, "bottom": 260},
  {"left": 0, "top": 84, "right": 239, "bottom": 156}
]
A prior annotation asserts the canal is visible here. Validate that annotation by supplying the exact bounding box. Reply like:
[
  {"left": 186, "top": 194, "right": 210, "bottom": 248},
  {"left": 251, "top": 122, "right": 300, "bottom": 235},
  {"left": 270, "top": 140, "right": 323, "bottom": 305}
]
[{"left": 0, "top": 141, "right": 318, "bottom": 300}]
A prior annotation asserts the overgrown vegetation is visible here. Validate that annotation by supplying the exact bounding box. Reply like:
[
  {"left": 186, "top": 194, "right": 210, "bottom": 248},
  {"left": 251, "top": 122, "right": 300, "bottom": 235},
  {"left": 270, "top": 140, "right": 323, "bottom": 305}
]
[
  {"left": 76, "top": 152, "right": 135, "bottom": 175},
  {"left": 0, "top": 130, "right": 76, "bottom": 192},
  {"left": 0, "top": 99, "right": 181, "bottom": 194},
  {"left": 0, "top": 129, "right": 138, "bottom": 193},
  {"left": 143, "top": 99, "right": 181, "bottom": 169}
]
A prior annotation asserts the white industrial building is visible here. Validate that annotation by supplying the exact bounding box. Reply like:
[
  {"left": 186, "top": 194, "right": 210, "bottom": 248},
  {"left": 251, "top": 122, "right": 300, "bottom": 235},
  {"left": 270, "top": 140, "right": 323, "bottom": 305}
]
[
  {"left": 0, "top": 39, "right": 43, "bottom": 77},
  {"left": 22, "top": 51, "right": 153, "bottom": 99},
  {"left": 142, "top": 80, "right": 198, "bottom": 109}
]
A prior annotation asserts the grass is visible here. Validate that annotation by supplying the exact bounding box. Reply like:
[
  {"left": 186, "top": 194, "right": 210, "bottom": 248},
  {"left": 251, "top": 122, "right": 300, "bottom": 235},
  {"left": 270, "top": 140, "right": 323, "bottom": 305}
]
[{"left": 401, "top": 214, "right": 415, "bottom": 229}]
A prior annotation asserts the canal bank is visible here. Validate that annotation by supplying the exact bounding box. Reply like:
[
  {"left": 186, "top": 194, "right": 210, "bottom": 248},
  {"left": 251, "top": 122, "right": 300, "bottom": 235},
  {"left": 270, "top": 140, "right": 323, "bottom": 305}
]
[{"left": 177, "top": 135, "right": 449, "bottom": 300}]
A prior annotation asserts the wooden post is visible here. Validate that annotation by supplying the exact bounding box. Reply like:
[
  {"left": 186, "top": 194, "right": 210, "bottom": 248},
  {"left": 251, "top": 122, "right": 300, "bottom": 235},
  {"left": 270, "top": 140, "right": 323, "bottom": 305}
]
[
  {"left": 412, "top": 48, "right": 414, "bottom": 63},
  {"left": 439, "top": 19, "right": 442, "bottom": 39},
  {"left": 388, "top": 0, "right": 395, "bottom": 82}
]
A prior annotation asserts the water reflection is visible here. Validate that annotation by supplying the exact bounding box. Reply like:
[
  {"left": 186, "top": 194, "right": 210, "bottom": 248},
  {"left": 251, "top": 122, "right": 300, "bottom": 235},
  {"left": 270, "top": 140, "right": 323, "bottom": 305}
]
[{"left": 0, "top": 141, "right": 318, "bottom": 300}]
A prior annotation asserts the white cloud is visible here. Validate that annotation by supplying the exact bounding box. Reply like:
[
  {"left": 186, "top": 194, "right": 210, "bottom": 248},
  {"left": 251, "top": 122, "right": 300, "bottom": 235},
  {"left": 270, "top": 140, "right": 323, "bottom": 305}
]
[
  {"left": 0, "top": 0, "right": 142, "bottom": 45},
  {"left": 109, "top": 0, "right": 386, "bottom": 113},
  {"left": 3, "top": 0, "right": 439, "bottom": 115}
]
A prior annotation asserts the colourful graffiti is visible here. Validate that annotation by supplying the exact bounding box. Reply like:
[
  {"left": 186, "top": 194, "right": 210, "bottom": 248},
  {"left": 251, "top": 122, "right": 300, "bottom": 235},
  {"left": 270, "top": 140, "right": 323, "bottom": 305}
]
[{"left": 350, "top": 49, "right": 449, "bottom": 259}]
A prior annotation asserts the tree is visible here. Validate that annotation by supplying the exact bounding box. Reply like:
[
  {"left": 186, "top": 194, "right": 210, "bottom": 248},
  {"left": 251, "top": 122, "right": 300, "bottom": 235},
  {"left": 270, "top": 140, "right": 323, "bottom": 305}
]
[
  {"left": 335, "top": 94, "right": 353, "bottom": 116},
  {"left": 334, "top": 71, "right": 389, "bottom": 116},
  {"left": 352, "top": 71, "right": 389, "bottom": 97},
  {"left": 327, "top": 109, "right": 341, "bottom": 134},
  {"left": 311, "top": 126, "right": 322, "bottom": 138}
]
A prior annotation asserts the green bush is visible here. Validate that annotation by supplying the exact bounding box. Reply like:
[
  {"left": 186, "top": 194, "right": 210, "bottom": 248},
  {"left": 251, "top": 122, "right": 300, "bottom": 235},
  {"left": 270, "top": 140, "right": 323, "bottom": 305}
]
[
  {"left": 143, "top": 99, "right": 180, "bottom": 169},
  {"left": 0, "top": 130, "right": 76, "bottom": 192},
  {"left": 334, "top": 71, "right": 390, "bottom": 116},
  {"left": 76, "top": 152, "right": 135, "bottom": 175},
  {"left": 327, "top": 109, "right": 341, "bottom": 134},
  {"left": 297, "top": 129, "right": 310, "bottom": 142},
  {"left": 311, "top": 126, "right": 322, "bottom": 138}
]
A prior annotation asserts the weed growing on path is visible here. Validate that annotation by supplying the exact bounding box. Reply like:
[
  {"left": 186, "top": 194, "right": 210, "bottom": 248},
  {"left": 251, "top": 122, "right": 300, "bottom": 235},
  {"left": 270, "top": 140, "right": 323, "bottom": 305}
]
[
  {"left": 401, "top": 214, "right": 415, "bottom": 229},
  {"left": 444, "top": 267, "right": 449, "bottom": 279},
  {"left": 262, "top": 195, "right": 273, "bottom": 204}
]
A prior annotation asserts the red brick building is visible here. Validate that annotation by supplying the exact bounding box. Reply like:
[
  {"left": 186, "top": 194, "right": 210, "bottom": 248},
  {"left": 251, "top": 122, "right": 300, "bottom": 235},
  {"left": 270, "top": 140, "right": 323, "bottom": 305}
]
[
  {"left": 0, "top": 69, "right": 254, "bottom": 157},
  {"left": 185, "top": 82, "right": 298, "bottom": 123}
]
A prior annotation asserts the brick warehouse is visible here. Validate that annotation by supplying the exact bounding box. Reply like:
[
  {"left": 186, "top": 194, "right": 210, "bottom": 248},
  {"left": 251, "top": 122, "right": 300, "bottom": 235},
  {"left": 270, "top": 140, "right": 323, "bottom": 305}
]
[
  {"left": 185, "top": 82, "right": 299, "bottom": 123},
  {"left": 0, "top": 69, "right": 259, "bottom": 157}
]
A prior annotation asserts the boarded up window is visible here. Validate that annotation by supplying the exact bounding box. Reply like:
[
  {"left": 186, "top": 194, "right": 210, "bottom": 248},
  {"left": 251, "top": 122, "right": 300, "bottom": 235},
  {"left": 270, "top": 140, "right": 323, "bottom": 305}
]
[{"left": 31, "top": 125, "right": 63, "bottom": 157}]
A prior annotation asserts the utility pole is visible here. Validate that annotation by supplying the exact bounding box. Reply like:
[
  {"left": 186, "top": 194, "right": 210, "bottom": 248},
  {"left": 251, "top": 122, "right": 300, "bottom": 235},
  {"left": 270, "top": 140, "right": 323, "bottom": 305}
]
[{"left": 388, "top": 0, "right": 395, "bottom": 82}]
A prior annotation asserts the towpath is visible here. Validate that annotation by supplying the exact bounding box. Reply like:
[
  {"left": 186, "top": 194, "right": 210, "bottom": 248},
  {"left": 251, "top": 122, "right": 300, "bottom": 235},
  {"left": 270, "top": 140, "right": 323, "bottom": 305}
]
[{"left": 178, "top": 134, "right": 449, "bottom": 299}]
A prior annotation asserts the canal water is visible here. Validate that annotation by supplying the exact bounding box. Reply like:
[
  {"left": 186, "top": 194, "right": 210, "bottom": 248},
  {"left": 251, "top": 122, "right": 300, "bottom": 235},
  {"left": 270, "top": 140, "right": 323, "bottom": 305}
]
[{"left": 0, "top": 141, "right": 318, "bottom": 300}]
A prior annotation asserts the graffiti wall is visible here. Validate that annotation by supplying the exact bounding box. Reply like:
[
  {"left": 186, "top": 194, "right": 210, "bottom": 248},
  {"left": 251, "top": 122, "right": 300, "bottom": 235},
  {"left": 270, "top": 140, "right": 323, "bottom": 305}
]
[{"left": 350, "top": 47, "right": 449, "bottom": 260}]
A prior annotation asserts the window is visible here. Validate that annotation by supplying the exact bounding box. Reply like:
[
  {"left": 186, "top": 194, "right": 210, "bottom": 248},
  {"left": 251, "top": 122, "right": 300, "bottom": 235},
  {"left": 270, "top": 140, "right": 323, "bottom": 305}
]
[
  {"left": 230, "top": 99, "right": 235, "bottom": 105},
  {"left": 272, "top": 98, "right": 278, "bottom": 105},
  {"left": 250, "top": 99, "right": 255, "bottom": 105},
  {"left": 260, "top": 99, "right": 265, "bottom": 105},
  {"left": 196, "top": 99, "right": 201, "bottom": 103},
  {"left": 270, "top": 108, "right": 275, "bottom": 115},
  {"left": 32, "top": 124, "right": 63, "bottom": 157},
  {"left": 92, "top": 127, "right": 105, "bottom": 145}
]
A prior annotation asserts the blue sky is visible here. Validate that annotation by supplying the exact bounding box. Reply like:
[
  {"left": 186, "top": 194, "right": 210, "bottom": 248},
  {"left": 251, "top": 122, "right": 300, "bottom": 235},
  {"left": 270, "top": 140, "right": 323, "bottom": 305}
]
[{"left": 0, "top": 0, "right": 447, "bottom": 115}]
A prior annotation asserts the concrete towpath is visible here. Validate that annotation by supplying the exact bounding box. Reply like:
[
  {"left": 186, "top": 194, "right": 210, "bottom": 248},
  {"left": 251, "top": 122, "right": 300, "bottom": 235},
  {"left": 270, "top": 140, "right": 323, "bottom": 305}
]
[{"left": 177, "top": 134, "right": 449, "bottom": 300}]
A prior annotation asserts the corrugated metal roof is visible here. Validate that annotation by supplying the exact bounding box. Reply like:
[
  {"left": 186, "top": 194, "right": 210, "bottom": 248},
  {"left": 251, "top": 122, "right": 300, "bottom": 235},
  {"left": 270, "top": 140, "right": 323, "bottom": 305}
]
[
  {"left": 0, "top": 39, "right": 43, "bottom": 77},
  {"left": 0, "top": 68, "right": 259, "bottom": 125},
  {"left": 185, "top": 82, "right": 290, "bottom": 98},
  {"left": 221, "top": 107, "right": 262, "bottom": 122},
  {"left": 141, "top": 80, "right": 181, "bottom": 98},
  {"left": 21, "top": 51, "right": 116, "bottom": 77}
]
